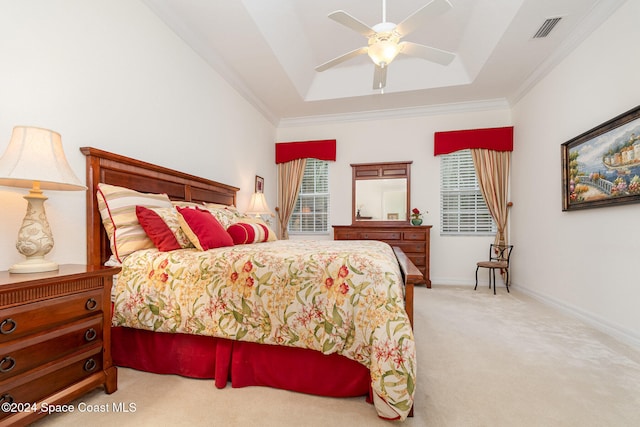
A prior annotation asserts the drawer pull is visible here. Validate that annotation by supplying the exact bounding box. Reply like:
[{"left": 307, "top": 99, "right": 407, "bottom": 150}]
[
  {"left": 0, "top": 318, "right": 17, "bottom": 335},
  {"left": 0, "top": 356, "right": 16, "bottom": 373},
  {"left": 85, "top": 298, "right": 98, "bottom": 311},
  {"left": 83, "top": 358, "right": 97, "bottom": 372},
  {"left": 84, "top": 328, "right": 97, "bottom": 342},
  {"left": 0, "top": 393, "right": 14, "bottom": 404}
]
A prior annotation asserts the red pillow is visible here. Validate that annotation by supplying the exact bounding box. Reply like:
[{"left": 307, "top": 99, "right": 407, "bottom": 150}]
[
  {"left": 176, "top": 206, "right": 234, "bottom": 250},
  {"left": 136, "top": 206, "right": 181, "bottom": 251},
  {"left": 227, "top": 222, "right": 272, "bottom": 245}
]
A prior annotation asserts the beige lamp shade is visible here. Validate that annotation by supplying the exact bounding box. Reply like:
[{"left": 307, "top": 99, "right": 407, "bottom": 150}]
[
  {"left": 245, "top": 192, "right": 274, "bottom": 217},
  {"left": 0, "top": 126, "right": 86, "bottom": 190},
  {"left": 0, "top": 126, "right": 86, "bottom": 273}
]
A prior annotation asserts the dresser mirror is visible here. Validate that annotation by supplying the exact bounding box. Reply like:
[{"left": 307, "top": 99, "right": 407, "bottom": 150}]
[{"left": 351, "top": 161, "right": 411, "bottom": 225}]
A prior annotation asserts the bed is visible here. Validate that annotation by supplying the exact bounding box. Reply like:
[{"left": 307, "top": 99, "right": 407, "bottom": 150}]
[{"left": 82, "top": 147, "right": 420, "bottom": 420}]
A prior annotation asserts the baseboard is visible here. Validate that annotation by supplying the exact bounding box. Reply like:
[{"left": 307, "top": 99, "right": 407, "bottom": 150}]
[
  {"left": 515, "top": 284, "right": 640, "bottom": 351},
  {"left": 431, "top": 278, "right": 509, "bottom": 288}
]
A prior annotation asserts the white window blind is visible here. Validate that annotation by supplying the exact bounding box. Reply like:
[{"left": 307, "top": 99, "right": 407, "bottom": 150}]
[
  {"left": 440, "top": 149, "right": 496, "bottom": 235},
  {"left": 288, "top": 158, "right": 329, "bottom": 234}
]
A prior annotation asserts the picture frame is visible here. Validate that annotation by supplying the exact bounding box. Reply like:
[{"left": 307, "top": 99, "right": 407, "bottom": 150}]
[
  {"left": 562, "top": 105, "right": 640, "bottom": 211},
  {"left": 255, "top": 175, "right": 264, "bottom": 193}
]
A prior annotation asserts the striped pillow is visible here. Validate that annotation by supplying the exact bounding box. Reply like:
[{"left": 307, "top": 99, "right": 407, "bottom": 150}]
[
  {"left": 136, "top": 206, "right": 194, "bottom": 251},
  {"left": 227, "top": 220, "right": 277, "bottom": 244},
  {"left": 243, "top": 217, "right": 277, "bottom": 242},
  {"left": 97, "top": 183, "right": 173, "bottom": 263}
]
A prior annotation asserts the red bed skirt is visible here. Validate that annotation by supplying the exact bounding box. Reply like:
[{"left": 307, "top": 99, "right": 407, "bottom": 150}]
[{"left": 111, "top": 326, "right": 372, "bottom": 399}]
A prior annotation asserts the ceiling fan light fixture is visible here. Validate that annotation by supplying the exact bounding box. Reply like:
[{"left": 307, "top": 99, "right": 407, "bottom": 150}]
[
  {"left": 367, "top": 33, "right": 400, "bottom": 67},
  {"left": 317, "top": 1, "right": 456, "bottom": 89}
]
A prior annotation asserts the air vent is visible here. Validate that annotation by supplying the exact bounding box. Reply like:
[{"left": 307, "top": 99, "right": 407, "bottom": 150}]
[{"left": 532, "top": 17, "right": 562, "bottom": 38}]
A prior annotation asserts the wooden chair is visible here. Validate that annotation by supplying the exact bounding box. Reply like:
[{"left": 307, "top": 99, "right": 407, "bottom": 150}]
[{"left": 474, "top": 244, "right": 513, "bottom": 295}]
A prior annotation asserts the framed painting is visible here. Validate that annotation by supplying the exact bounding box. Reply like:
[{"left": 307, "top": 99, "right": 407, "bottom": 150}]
[
  {"left": 562, "top": 105, "right": 640, "bottom": 211},
  {"left": 255, "top": 175, "right": 264, "bottom": 193}
]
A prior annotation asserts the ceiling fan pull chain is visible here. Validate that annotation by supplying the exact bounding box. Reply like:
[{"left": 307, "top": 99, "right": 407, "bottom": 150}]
[{"left": 382, "top": 0, "right": 387, "bottom": 23}]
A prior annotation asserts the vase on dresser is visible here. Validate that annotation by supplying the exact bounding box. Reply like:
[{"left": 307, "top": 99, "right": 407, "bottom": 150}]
[{"left": 411, "top": 218, "right": 423, "bottom": 226}]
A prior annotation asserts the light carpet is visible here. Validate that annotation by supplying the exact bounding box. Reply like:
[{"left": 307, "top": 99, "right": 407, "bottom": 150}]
[{"left": 35, "top": 285, "right": 640, "bottom": 426}]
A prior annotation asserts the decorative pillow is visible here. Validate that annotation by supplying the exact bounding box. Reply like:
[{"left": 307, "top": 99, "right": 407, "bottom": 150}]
[
  {"left": 176, "top": 206, "right": 234, "bottom": 251},
  {"left": 227, "top": 220, "right": 276, "bottom": 245},
  {"left": 203, "top": 206, "right": 240, "bottom": 229},
  {"left": 136, "top": 206, "right": 193, "bottom": 252},
  {"left": 97, "top": 183, "right": 173, "bottom": 263},
  {"left": 244, "top": 217, "right": 277, "bottom": 240}
]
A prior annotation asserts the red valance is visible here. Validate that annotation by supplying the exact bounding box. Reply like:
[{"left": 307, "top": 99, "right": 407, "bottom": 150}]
[
  {"left": 434, "top": 126, "right": 513, "bottom": 156},
  {"left": 275, "top": 139, "right": 336, "bottom": 164}
]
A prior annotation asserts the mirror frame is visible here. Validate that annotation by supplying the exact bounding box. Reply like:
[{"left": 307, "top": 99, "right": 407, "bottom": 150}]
[{"left": 351, "top": 161, "right": 412, "bottom": 226}]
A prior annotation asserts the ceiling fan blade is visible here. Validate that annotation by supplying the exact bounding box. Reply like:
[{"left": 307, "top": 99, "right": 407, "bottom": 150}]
[
  {"left": 396, "top": 0, "right": 452, "bottom": 37},
  {"left": 373, "top": 65, "right": 387, "bottom": 90},
  {"left": 315, "top": 46, "right": 368, "bottom": 72},
  {"left": 328, "top": 10, "right": 376, "bottom": 37},
  {"left": 400, "top": 41, "right": 455, "bottom": 66}
]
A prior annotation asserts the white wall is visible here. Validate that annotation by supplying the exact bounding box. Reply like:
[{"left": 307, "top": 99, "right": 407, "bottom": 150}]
[
  {"left": 277, "top": 107, "right": 512, "bottom": 285},
  {"left": 0, "top": 0, "right": 275, "bottom": 271},
  {"left": 511, "top": 0, "right": 640, "bottom": 346},
  {"left": 3, "top": 0, "right": 635, "bottom": 348}
]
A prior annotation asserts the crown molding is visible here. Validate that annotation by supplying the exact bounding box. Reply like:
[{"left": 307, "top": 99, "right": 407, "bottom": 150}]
[{"left": 278, "top": 99, "right": 511, "bottom": 128}]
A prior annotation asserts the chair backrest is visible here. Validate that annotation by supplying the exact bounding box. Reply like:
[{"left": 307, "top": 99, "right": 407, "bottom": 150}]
[{"left": 490, "top": 244, "right": 513, "bottom": 265}]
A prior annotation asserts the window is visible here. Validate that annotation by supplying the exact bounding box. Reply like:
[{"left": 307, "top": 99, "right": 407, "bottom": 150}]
[
  {"left": 440, "top": 149, "right": 496, "bottom": 234},
  {"left": 288, "top": 158, "right": 329, "bottom": 234}
]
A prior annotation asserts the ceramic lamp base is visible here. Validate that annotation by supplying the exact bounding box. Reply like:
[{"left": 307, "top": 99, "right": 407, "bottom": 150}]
[
  {"left": 10, "top": 188, "right": 58, "bottom": 274},
  {"left": 9, "top": 257, "right": 59, "bottom": 274}
]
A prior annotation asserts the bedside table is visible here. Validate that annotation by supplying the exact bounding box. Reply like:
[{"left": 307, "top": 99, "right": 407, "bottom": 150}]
[{"left": 0, "top": 264, "right": 120, "bottom": 426}]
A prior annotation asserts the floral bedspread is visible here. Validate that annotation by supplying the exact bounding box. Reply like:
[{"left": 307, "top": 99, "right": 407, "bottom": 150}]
[{"left": 112, "top": 239, "right": 415, "bottom": 420}]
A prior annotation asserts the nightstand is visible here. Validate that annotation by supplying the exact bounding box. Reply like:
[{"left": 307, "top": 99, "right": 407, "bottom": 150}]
[{"left": 0, "top": 264, "right": 120, "bottom": 426}]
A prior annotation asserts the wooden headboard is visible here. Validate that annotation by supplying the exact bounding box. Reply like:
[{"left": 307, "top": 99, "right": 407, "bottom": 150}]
[{"left": 81, "top": 147, "right": 239, "bottom": 266}]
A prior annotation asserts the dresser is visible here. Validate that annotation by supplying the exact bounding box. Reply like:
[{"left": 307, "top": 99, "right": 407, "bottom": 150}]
[
  {"left": 333, "top": 224, "right": 431, "bottom": 288},
  {"left": 0, "top": 264, "right": 120, "bottom": 426}
]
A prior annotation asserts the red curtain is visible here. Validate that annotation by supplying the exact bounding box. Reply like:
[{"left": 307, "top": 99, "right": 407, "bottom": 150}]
[
  {"left": 275, "top": 139, "right": 336, "bottom": 164},
  {"left": 434, "top": 126, "right": 513, "bottom": 155}
]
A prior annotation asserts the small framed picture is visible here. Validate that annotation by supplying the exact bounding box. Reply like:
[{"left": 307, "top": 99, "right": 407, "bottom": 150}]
[{"left": 255, "top": 175, "right": 264, "bottom": 193}]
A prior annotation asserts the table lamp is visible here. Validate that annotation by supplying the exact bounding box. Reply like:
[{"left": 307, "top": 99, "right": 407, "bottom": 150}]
[
  {"left": 245, "top": 192, "right": 274, "bottom": 220},
  {"left": 0, "top": 126, "right": 86, "bottom": 273}
]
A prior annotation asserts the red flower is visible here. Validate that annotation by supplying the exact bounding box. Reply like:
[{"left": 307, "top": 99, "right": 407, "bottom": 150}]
[
  {"left": 338, "top": 265, "right": 349, "bottom": 278},
  {"left": 339, "top": 283, "right": 349, "bottom": 295},
  {"left": 245, "top": 277, "right": 254, "bottom": 288},
  {"left": 243, "top": 261, "right": 253, "bottom": 272},
  {"left": 325, "top": 277, "right": 334, "bottom": 288},
  {"left": 160, "top": 273, "right": 168, "bottom": 282},
  {"left": 230, "top": 272, "right": 238, "bottom": 282},
  {"left": 159, "top": 258, "right": 169, "bottom": 269},
  {"left": 412, "top": 208, "right": 420, "bottom": 215}
]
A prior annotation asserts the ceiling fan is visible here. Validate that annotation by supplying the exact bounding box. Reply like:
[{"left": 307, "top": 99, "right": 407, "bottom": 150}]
[{"left": 315, "top": 0, "right": 456, "bottom": 91}]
